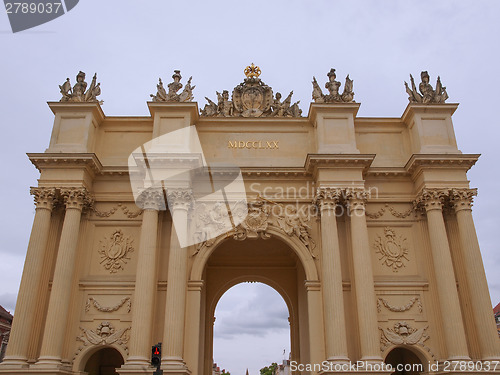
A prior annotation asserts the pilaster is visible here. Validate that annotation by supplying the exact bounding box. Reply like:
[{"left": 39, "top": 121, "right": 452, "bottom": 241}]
[{"left": 313, "top": 188, "right": 349, "bottom": 366}]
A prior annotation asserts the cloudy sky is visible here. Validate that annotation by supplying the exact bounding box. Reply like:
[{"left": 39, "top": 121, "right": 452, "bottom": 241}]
[{"left": 1, "top": 1, "right": 499, "bottom": 374}]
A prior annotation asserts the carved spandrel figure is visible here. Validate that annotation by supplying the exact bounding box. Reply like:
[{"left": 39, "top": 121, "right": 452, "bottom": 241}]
[
  {"left": 150, "top": 70, "right": 195, "bottom": 102},
  {"left": 405, "top": 71, "right": 448, "bottom": 104},
  {"left": 312, "top": 68, "right": 355, "bottom": 103},
  {"left": 59, "top": 71, "right": 102, "bottom": 103}
]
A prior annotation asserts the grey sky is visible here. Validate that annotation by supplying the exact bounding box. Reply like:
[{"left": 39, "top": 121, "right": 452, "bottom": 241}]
[{"left": 0, "top": 1, "right": 499, "bottom": 374}]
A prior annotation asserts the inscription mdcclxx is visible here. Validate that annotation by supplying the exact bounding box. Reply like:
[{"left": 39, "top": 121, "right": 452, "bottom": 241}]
[{"left": 228, "top": 140, "right": 279, "bottom": 149}]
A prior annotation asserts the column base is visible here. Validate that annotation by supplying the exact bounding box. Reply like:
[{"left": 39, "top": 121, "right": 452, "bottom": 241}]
[
  {"left": 118, "top": 361, "right": 155, "bottom": 375},
  {"left": 161, "top": 358, "right": 191, "bottom": 375},
  {"left": 0, "top": 369, "right": 74, "bottom": 375},
  {"left": 0, "top": 356, "right": 30, "bottom": 369}
]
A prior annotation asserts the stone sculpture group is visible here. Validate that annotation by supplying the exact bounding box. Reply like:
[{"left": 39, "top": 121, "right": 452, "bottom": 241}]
[{"left": 59, "top": 65, "right": 450, "bottom": 116}]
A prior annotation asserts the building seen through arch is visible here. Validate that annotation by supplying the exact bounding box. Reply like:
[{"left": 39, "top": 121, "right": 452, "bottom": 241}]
[{"left": 0, "top": 65, "right": 499, "bottom": 375}]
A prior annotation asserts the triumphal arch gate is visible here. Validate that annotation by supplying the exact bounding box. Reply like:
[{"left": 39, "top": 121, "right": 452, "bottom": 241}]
[{"left": 1, "top": 66, "right": 499, "bottom": 375}]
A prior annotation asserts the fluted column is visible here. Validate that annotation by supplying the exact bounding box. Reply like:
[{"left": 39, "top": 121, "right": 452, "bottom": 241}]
[
  {"left": 162, "top": 189, "right": 193, "bottom": 373},
  {"left": 36, "top": 188, "right": 92, "bottom": 368},
  {"left": 314, "top": 188, "right": 349, "bottom": 364},
  {"left": 346, "top": 189, "right": 383, "bottom": 364},
  {"left": 125, "top": 189, "right": 165, "bottom": 367},
  {"left": 1, "top": 188, "right": 56, "bottom": 368},
  {"left": 451, "top": 188, "right": 500, "bottom": 360},
  {"left": 415, "top": 189, "right": 469, "bottom": 360}
]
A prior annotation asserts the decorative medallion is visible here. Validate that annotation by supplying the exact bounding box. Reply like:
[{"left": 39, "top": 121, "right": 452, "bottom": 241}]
[
  {"left": 374, "top": 227, "right": 409, "bottom": 271},
  {"left": 98, "top": 230, "right": 134, "bottom": 273},
  {"left": 237, "top": 201, "right": 272, "bottom": 239}
]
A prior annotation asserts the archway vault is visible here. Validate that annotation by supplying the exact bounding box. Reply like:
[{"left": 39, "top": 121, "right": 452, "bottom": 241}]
[{"left": 190, "top": 226, "right": 319, "bottom": 282}]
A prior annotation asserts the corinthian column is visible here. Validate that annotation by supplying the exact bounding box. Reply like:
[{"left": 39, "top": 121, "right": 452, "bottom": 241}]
[
  {"left": 314, "top": 188, "right": 349, "bottom": 365},
  {"left": 162, "top": 189, "right": 193, "bottom": 373},
  {"left": 415, "top": 189, "right": 469, "bottom": 361},
  {"left": 450, "top": 188, "right": 500, "bottom": 360},
  {"left": 36, "top": 188, "right": 92, "bottom": 368},
  {"left": 1, "top": 188, "right": 56, "bottom": 368},
  {"left": 346, "top": 189, "right": 383, "bottom": 364},
  {"left": 125, "top": 189, "right": 165, "bottom": 368}
]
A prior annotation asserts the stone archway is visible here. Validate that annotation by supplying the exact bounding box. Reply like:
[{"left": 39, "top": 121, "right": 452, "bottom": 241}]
[
  {"left": 82, "top": 346, "right": 124, "bottom": 375},
  {"left": 186, "top": 235, "right": 322, "bottom": 375},
  {"left": 384, "top": 346, "right": 427, "bottom": 375}
]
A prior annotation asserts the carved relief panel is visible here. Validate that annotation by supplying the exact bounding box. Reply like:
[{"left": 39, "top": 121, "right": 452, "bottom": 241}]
[
  {"left": 368, "top": 224, "right": 419, "bottom": 276},
  {"left": 87, "top": 224, "right": 141, "bottom": 276}
]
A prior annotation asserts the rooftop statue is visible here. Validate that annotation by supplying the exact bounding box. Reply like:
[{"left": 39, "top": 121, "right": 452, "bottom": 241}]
[
  {"left": 312, "top": 68, "right": 355, "bottom": 103},
  {"left": 201, "top": 63, "right": 302, "bottom": 118},
  {"left": 150, "top": 70, "right": 195, "bottom": 102},
  {"left": 405, "top": 71, "right": 448, "bottom": 104},
  {"left": 59, "top": 71, "right": 102, "bottom": 103}
]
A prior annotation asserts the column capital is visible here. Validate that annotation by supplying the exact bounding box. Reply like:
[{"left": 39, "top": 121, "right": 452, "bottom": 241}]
[
  {"left": 414, "top": 188, "right": 449, "bottom": 212},
  {"left": 313, "top": 187, "right": 342, "bottom": 212},
  {"left": 345, "top": 188, "right": 368, "bottom": 212},
  {"left": 450, "top": 188, "right": 477, "bottom": 212},
  {"left": 30, "top": 187, "right": 57, "bottom": 211},
  {"left": 136, "top": 188, "right": 166, "bottom": 211},
  {"left": 60, "top": 187, "right": 93, "bottom": 211},
  {"left": 167, "top": 188, "right": 194, "bottom": 212}
]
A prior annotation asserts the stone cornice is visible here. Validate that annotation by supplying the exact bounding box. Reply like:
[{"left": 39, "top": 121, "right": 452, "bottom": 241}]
[
  {"left": 404, "top": 154, "right": 480, "bottom": 175},
  {"left": 401, "top": 103, "right": 459, "bottom": 123},
  {"left": 304, "top": 154, "right": 375, "bottom": 174},
  {"left": 28, "top": 153, "right": 103, "bottom": 175},
  {"left": 308, "top": 102, "right": 361, "bottom": 124},
  {"left": 241, "top": 167, "right": 310, "bottom": 179},
  {"left": 147, "top": 101, "right": 199, "bottom": 122},
  {"left": 47, "top": 101, "right": 105, "bottom": 123}
]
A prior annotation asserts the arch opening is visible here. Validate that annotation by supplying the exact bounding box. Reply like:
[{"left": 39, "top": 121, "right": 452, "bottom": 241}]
[
  {"left": 213, "top": 282, "right": 291, "bottom": 375},
  {"left": 384, "top": 347, "right": 426, "bottom": 375},
  {"left": 82, "top": 346, "right": 124, "bottom": 375},
  {"left": 198, "top": 237, "right": 310, "bottom": 375}
]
